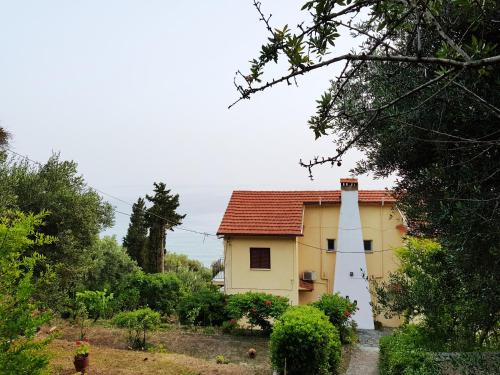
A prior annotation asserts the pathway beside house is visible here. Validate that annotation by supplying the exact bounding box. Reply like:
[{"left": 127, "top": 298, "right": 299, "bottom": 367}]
[{"left": 345, "top": 329, "right": 392, "bottom": 375}]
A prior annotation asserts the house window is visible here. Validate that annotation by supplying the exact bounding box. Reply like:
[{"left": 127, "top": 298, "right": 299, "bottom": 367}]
[
  {"left": 250, "top": 248, "right": 270, "bottom": 269},
  {"left": 327, "top": 239, "right": 335, "bottom": 252},
  {"left": 364, "top": 240, "right": 373, "bottom": 252}
]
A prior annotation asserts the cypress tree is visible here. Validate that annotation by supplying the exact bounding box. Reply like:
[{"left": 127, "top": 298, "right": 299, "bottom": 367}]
[
  {"left": 145, "top": 182, "right": 185, "bottom": 273},
  {"left": 123, "top": 197, "right": 148, "bottom": 268}
]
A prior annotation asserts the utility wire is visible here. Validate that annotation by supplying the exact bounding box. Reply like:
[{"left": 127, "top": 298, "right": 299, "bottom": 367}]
[
  {"left": 4, "top": 147, "right": 404, "bottom": 253},
  {"left": 4, "top": 147, "right": 219, "bottom": 239},
  {"left": 297, "top": 241, "right": 398, "bottom": 254}
]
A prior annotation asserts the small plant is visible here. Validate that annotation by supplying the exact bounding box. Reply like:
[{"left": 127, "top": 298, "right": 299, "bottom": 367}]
[
  {"left": 112, "top": 308, "right": 161, "bottom": 349},
  {"left": 270, "top": 305, "right": 341, "bottom": 375},
  {"left": 221, "top": 319, "right": 239, "bottom": 334},
  {"left": 74, "top": 302, "right": 89, "bottom": 340},
  {"left": 227, "top": 292, "right": 289, "bottom": 332},
  {"left": 73, "top": 340, "right": 90, "bottom": 373},
  {"left": 215, "top": 354, "right": 229, "bottom": 364},
  {"left": 74, "top": 340, "right": 90, "bottom": 357},
  {"left": 147, "top": 343, "right": 168, "bottom": 353}
]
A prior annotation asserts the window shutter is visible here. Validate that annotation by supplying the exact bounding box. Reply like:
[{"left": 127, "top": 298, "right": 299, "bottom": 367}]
[{"left": 250, "top": 248, "right": 270, "bottom": 269}]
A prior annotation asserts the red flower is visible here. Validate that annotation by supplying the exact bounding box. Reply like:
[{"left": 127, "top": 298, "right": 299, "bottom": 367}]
[
  {"left": 264, "top": 300, "right": 272, "bottom": 306},
  {"left": 343, "top": 310, "right": 351, "bottom": 317}
]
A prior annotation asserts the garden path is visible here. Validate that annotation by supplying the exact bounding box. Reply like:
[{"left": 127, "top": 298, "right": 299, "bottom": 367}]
[{"left": 345, "top": 329, "right": 391, "bottom": 375}]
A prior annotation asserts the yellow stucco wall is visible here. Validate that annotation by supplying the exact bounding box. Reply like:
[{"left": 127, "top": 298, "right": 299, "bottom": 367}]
[
  {"left": 223, "top": 236, "right": 299, "bottom": 305},
  {"left": 297, "top": 202, "right": 404, "bottom": 326},
  {"left": 224, "top": 203, "right": 405, "bottom": 327}
]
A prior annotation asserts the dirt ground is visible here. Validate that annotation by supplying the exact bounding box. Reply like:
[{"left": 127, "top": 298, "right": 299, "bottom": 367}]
[
  {"left": 50, "top": 321, "right": 271, "bottom": 374},
  {"left": 49, "top": 321, "right": 352, "bottom": 374}
]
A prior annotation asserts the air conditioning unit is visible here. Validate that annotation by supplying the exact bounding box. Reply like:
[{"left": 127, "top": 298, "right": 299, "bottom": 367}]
[{"left": 302, "top": 271, "right": 316, "bottom": 281}]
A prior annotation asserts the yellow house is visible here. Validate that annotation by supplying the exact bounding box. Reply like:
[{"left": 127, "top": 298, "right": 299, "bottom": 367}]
[{"left": 217, "top": 178, "right": 406, "bottom": 328}]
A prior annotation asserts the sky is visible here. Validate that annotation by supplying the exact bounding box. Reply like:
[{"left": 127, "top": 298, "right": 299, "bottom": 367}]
[{"left": 0, "top": 1, "right": 395, "bottom": 265}]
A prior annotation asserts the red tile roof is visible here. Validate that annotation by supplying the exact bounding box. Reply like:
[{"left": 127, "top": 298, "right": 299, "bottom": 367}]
[{"left": 217, "top": 190, "right": 395, "bottom": 236}]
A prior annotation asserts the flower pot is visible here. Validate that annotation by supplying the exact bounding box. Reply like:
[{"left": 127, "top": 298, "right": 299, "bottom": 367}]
[{"left": 73, "top": 354, "right": 89, "bottom": 373}]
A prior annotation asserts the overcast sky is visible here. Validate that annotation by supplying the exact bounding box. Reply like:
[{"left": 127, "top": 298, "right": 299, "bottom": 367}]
[{"left": 0, "top": 1, "right": 395, "bottom": 265}]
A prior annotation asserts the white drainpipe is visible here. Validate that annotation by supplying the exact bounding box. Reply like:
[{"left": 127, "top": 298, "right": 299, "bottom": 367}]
[{"left": 333, "top": 179, "right": 375, "bottom": 329}]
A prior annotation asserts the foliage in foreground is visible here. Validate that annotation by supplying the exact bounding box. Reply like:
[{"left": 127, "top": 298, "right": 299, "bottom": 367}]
[
  {"left": 380, "top": 324, "right": 500, "bottom": 375},
  {"left": 178, "top": 286, "right": 228, "bottom": 326},
  {"left": 312, "top": 293, "right": 358, "bottom": 344},
  {"left": 374, "top": 238, "right": 499, "bottom": 350},
  {"left": 227, "top": 292, "right": 289, "bottom": 332},
  {"left": 0, "top": 212, "right": 55, "bottom": 375},
  {"left": 379, "top": 325, "right": 438, "bottom": 375},
  {"left": 113, "top": 308, "right": 161, "bottom": 349},
  {"left": 270, "top": 305, "right": 341, "bottom": 375}
]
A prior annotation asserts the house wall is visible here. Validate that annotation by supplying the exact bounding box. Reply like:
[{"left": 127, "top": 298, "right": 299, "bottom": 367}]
[
  {"left": 223, "top": 203, "right": 404, "bottom": 327},
  {"left": 297, "top": 203, "right": 404, "bottom": 327},
  {"left": 223, "top": 236, "right": 299, "bottom": 305}
]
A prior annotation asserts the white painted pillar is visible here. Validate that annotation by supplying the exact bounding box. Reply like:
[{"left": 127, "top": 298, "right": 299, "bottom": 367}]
[{"left": 333, "top": 179, "right": 374, "bottom": 329}]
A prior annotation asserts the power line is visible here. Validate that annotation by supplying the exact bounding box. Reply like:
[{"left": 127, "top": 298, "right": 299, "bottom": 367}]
[
  {"left": 4, "top": 147, "right": 220, "bottom": 239},
  {"left": 115, "top": 210, "right": 219, "bottom": 238},
  {"left": 3, "top": 147, "right": 403, "bottom": 253},
  {"left": 297, "top": 241, "right": 397, "bottom": 254}
]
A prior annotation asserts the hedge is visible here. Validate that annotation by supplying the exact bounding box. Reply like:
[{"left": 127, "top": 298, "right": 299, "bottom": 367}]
[
  {"left": 178, "top": 286, "right": 229, "bottom": 326},
  {"left": 270, "top": 305, "right": 341, "bottom": 375}
]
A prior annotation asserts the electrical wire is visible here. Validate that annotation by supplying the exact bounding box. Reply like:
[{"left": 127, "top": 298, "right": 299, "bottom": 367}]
[
  {"left": 4, "top": 147, "right": 219, "bottom": 239},
  {"left": 3, "top": 147, "right": 405, "bottom": 253},
  {"left": 297, "top": 241, "right": 398, "bottom": 253}
]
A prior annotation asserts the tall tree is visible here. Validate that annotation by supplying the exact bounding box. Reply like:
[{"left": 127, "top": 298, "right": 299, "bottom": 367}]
[
  {"left": 145, "top": 182, "right": 185, "bottom": 273},
  {"left": 123, "top": 197, "right": 148, "bottom": 268},
  {"left": 0, "top": 154, "right": 114, "bottom": 309},
  {"left": 234, "top": 0, "right": 499, "bottom": 347}
]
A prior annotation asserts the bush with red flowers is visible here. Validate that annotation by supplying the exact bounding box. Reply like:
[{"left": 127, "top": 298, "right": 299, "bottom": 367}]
[
  {"left": 227, "top": 292, "right": 289, "bottom": 332},
  {"left": 312, "top": 293, "right": 358, "bottom": 344}
]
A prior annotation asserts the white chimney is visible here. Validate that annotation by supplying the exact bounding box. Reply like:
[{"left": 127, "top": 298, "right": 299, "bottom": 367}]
[{"left": 333, "top": 178, "right": 375, "bottom": 329}]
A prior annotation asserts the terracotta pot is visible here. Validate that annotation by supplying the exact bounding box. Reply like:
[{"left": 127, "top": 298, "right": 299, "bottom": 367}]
[{"left": 73, "top": 354, "right": 89, "bottom": 373}]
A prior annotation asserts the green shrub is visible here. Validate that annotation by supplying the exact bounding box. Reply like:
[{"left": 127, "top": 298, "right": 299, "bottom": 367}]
[
  {"left": 270, "top": 305, "right": 341, "bottom": 375},
  {"left": 75, "top": 289, "right": 114, "bottom": 321},
  {"left": 178, "top": 286, "right": 229, "bottom": 326},
  {"left": 112, "top": 307, "right": 161, "bottom": 349},
  {"left": 128, "top": 272, "right": 181, "bottom": 315},
  {"left": 312, "top": 293, "right": 358, "bottom": 344},
  {"left": 379, "top": 325, "right": 438, "bottom": 375},
  {"left": 112, "top": 283, "right": 140, "bottom": 312},
  {"left": 227, "top": 292, "right": 289, "bottom": 332}
]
